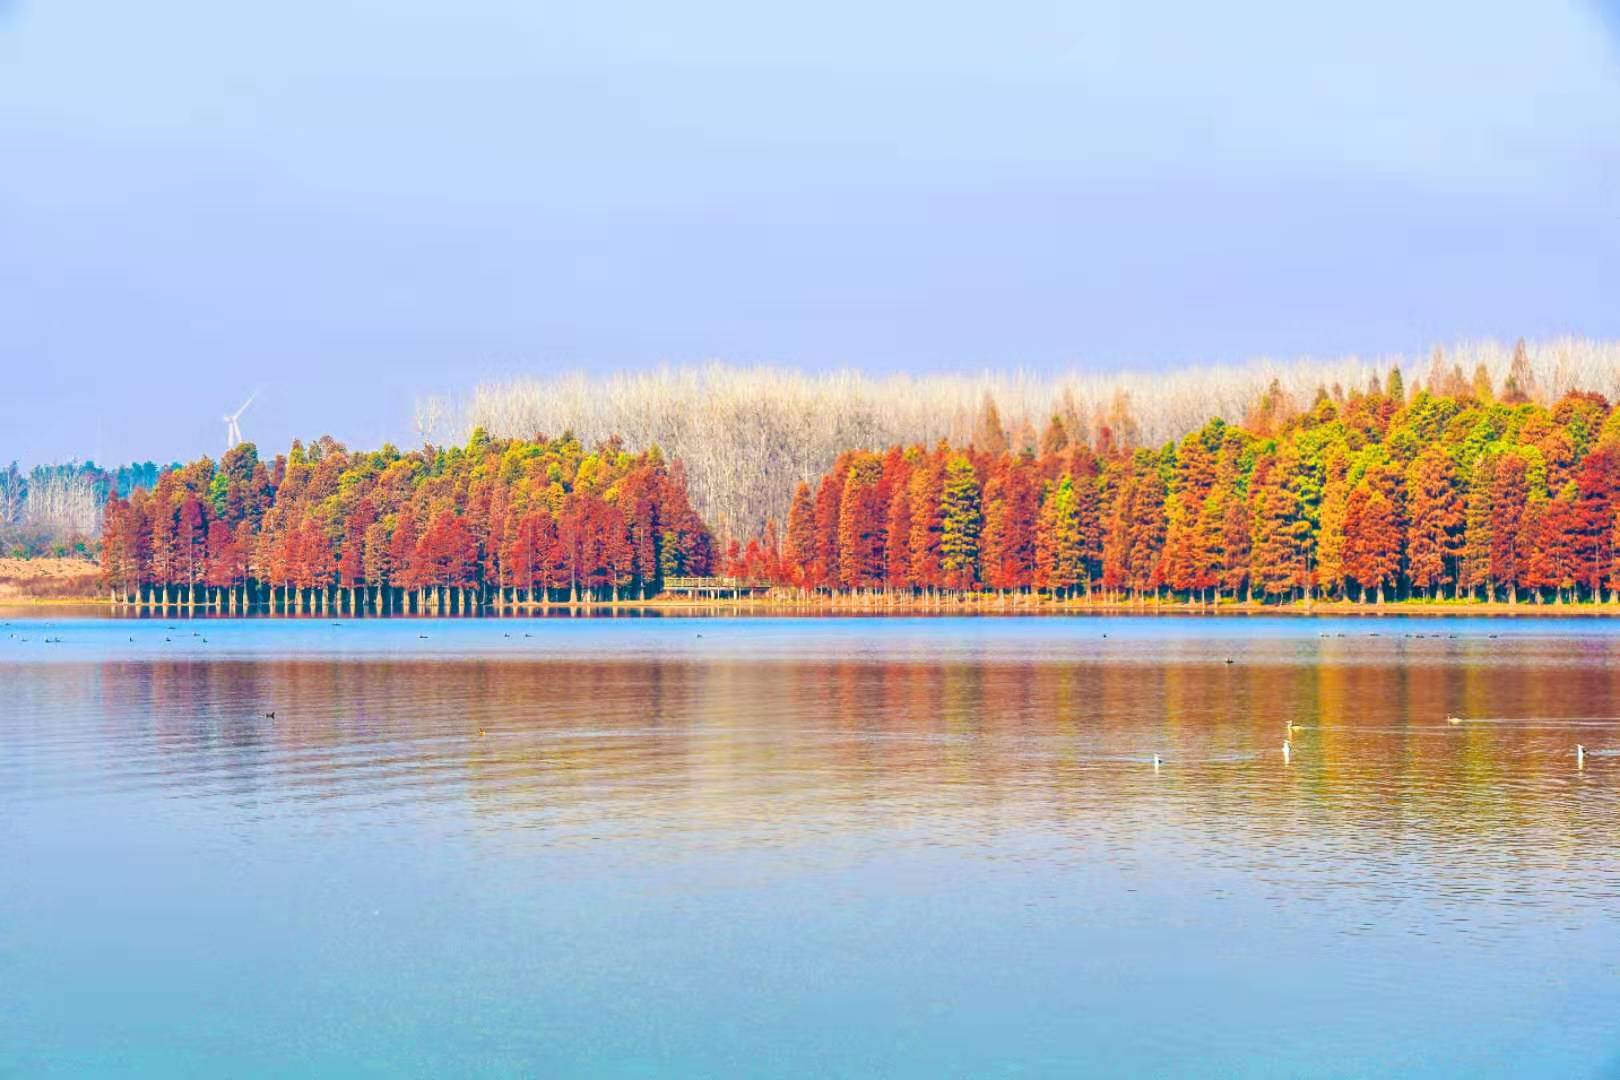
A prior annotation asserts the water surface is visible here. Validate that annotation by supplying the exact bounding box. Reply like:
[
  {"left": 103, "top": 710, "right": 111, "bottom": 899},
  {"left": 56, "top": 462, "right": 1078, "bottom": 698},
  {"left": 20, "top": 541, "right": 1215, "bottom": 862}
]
[{"left": 4, "top": 616, "right": 1620, "bottom": 1076}]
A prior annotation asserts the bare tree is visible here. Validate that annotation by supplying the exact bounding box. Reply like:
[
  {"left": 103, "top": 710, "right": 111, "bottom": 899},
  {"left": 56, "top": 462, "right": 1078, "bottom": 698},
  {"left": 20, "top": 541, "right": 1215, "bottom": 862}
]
[
  {"left": 0, "top": 462, "right": 24, "bottom": 527},
  {"left": 413, "top": 395, "right": 450, "bottom": 447},
  {"left": 443, "top": 338, "right": 1620, "bottom": 538},
  {"left": 25, "top": 470, "right": 101, "bottom": 542}
]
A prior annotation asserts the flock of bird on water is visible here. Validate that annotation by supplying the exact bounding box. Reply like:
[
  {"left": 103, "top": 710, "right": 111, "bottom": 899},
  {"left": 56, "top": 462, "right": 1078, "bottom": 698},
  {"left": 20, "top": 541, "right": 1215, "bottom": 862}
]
[{"left": 2, "top": 621, "right": 1603, "bottom": 770}]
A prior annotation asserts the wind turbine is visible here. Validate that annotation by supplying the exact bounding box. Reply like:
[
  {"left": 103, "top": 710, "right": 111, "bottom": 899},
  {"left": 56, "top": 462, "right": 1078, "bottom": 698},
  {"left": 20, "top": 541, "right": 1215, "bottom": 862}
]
[{"left": 224, "top": 390, "right": 259, "bottom": 450}]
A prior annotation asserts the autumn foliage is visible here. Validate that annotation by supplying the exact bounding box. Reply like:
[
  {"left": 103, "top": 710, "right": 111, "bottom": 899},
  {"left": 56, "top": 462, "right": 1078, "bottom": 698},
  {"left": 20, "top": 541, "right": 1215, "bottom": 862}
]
[
  {"left": 101, "top": 430, "right": 712, "bottom": 609},
  {"left": 745, "top": 376, "right": 1620, "bottom": 605},
  {"left": 93, "top": 367, "right": 1620, "bottom": 611}
]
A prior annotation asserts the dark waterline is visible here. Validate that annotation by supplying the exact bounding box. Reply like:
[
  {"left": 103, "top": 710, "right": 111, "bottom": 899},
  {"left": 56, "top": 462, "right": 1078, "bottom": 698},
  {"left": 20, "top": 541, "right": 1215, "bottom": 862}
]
[{"left": 5, "top": 617, "right": 1620, "bottom": 1076}]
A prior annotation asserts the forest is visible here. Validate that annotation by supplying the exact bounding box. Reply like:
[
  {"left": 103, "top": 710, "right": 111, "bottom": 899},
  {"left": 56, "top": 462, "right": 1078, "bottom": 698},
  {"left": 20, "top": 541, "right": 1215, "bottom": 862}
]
[
  {"left": 97, "top": 433, "right": 712, "bottom": 612},
  {"left": 725, "top": 364, "right": 1620, "bottom": 606},
  {"left": 451, "top": 337, "right": 1620, "bottom": 539},
  {"left": 10, "top": 336, "right": 1620, "bottom": 611},
  {"left": 81, "top": 350, "right": 1620, "bottom": 612}
]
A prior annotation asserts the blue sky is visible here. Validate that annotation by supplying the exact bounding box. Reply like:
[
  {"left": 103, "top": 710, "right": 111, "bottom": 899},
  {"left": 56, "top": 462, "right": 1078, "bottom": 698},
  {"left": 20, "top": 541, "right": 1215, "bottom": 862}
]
[{"left": 3, "top": 1, "right": 1619, "bottom": 465}]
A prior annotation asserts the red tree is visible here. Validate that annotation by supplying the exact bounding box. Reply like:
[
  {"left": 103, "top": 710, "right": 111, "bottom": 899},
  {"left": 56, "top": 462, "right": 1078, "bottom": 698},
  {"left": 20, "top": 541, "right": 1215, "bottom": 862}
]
[
  {"left": 837, "top": 452, "right": 887, "bottom": 589},
  {"left": 1489, "top": 455, "right": 1530, "bottom": 601},
  {"left": 1405, "top": 447, "right": 1464, "bottom": 597},
  {"left": 1343, "top": 486, "right": 1400, "bottom": 602},
  {"left": 784, "top": 482, "right": 818, "bottom": 589}
]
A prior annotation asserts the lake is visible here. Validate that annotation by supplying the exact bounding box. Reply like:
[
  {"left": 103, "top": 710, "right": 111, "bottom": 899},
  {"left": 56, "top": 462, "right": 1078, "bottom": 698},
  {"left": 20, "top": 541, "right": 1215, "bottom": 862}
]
[{"left": 4, "top": 614, "right": 1620, "bottom": 1077}]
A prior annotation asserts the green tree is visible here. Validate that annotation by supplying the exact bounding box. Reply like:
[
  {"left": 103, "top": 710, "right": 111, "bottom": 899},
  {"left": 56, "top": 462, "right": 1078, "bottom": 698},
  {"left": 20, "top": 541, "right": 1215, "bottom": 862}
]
[
  {"left": 1035, "top": 473, "right": 1083, "bottom": 597},
  {"left": 938, "top": 454, "right": 982, "bottom": 590}
]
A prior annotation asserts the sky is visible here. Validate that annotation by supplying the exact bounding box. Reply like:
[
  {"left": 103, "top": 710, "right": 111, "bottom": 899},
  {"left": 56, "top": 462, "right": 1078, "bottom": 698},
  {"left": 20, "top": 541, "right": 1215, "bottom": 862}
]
[{"left": 3, "top": 1, "right": 1619, "bottom": 466}]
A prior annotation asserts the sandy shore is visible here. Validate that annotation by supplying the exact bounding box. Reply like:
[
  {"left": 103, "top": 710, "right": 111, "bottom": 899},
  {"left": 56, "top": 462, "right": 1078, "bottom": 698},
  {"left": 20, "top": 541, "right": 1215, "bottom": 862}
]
[{"left": 0, "top": 557, "right": 102, "bottom": 603}]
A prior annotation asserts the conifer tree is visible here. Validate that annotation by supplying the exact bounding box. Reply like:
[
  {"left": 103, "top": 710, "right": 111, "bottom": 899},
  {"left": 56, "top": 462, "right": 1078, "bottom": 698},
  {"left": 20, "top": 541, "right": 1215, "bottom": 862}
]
[
  {"left": 1344, "top": 486, "right": 1400, "bottom": 603},
  {"left": 784, "top": 481, "right": 817, "bottom": 590},
  {"left": 1460, "top": 453, "right": 1496, "bottom": 599},
  {"left": 1035, "top": 474, "right": 1083, "bottom": 597},
  {"left": 938, "top": 454, "right": 982, "bottom": 591},
  {"left": 1490, "top": 454, "right": 1530, "bottom": 603},
  {"left": 884, "top": 483, "right": 913, "bottom": 590},
  {"left": 908, "top": 457, "right": 946, "bottom": 591},
  {"left": 1574, "top": 443, "right": 1620, "bottom": 599},
  {"left": 1405, "top": 446, "right": 1464, "bottom": 597},
  {"left": 813, "top": 459, "right": 847, "bottom": 590},
  {"left": 837, "top": 453, "right": 886, "bottom": 589}
]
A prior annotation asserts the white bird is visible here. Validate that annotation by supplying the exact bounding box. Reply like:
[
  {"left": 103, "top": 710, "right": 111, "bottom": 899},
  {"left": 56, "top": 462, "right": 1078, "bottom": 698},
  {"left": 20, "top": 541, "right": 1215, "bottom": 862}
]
[
  {"left": 1445, "top": 715, "right": 1462, "bottom": 725},
  {"left": 1152, "top": 754, "right": 1162, "bottom": 770},
  {"left": 224, "top": 389, "right": 259, "bottom": 450},
  {"left": 1282, "top": 740, "right": 1292, "bottom": 763},
  {"left": 1577, "top": 745, "right": 1586, "bottom": 767}
]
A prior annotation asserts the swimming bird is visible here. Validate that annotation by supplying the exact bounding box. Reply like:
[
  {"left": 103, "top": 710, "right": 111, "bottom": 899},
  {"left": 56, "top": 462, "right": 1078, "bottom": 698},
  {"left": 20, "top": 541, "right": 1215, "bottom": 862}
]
[
  {"left": 1446, "top": 715, "right": 1462, "bottom": 725},
  {"left": 1152, "top": 753, "right": 1162, "bottom": 769},
  {"left": 478, "top": 729, "right": 487, "bottom": 738},
  {"left": 1577, "top": 744, "right": 1586, "bottom": 766}
]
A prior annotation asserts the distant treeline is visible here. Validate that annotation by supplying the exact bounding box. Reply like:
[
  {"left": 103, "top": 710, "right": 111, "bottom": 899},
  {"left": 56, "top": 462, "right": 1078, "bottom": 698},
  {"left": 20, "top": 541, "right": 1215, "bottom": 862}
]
[
  {"left": 725, "top": 370, "right": 1620, "bottom": 605},
  {"left": 98, "top": 432, "right": 712, "bottom": 610},
  {"left": 1, "top": 460, "right": 170, "bottom": 557}
]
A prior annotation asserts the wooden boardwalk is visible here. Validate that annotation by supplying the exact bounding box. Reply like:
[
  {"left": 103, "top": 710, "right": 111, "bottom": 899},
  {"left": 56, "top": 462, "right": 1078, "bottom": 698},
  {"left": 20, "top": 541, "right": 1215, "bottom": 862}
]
[{"left": 660, "top": 576, "right": 772, "bottom": 598}]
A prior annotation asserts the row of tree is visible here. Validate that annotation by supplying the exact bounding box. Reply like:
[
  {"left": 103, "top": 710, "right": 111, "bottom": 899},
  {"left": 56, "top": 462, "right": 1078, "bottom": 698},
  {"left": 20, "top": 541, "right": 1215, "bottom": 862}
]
[
  {"left": 727, "top": 373, "right": 1620, "bottom": 605},
  {"left": 1, "top": 460, "right": 168, "bottom": 557},
  {"left": 99, "top": 431, "right": 713, "bottom": 610},
  {"left": 460, "top": 338, "right": 1620, "bottom": 539}
]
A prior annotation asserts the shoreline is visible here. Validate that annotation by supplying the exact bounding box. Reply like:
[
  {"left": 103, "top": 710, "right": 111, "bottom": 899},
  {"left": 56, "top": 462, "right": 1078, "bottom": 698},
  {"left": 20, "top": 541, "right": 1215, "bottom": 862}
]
[
  {"left": 4, "top": 594, "right": 1619, "bottom": 617},
  {"left": 7, "top": 558, "right": 1617, "bottom": 618}
]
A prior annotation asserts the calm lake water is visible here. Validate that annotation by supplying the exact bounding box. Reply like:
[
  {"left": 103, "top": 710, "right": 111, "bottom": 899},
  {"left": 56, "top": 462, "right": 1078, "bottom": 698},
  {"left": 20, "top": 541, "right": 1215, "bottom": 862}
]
[{"left": 5, "top": 613, "right": 1620, "bottom": 1077}]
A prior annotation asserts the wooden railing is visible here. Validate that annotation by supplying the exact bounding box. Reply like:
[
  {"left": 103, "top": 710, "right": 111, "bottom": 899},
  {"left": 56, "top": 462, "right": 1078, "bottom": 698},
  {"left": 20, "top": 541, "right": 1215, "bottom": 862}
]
[{"left": 662, "top": 576, "right": 771, "bottom": 591}]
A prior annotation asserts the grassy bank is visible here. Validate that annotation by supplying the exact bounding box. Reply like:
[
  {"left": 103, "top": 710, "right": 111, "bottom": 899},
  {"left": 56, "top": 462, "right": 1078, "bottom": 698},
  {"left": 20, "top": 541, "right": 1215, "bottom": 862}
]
[{"left": 0, "top": 557, "right": 102, "bottom": 603}]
